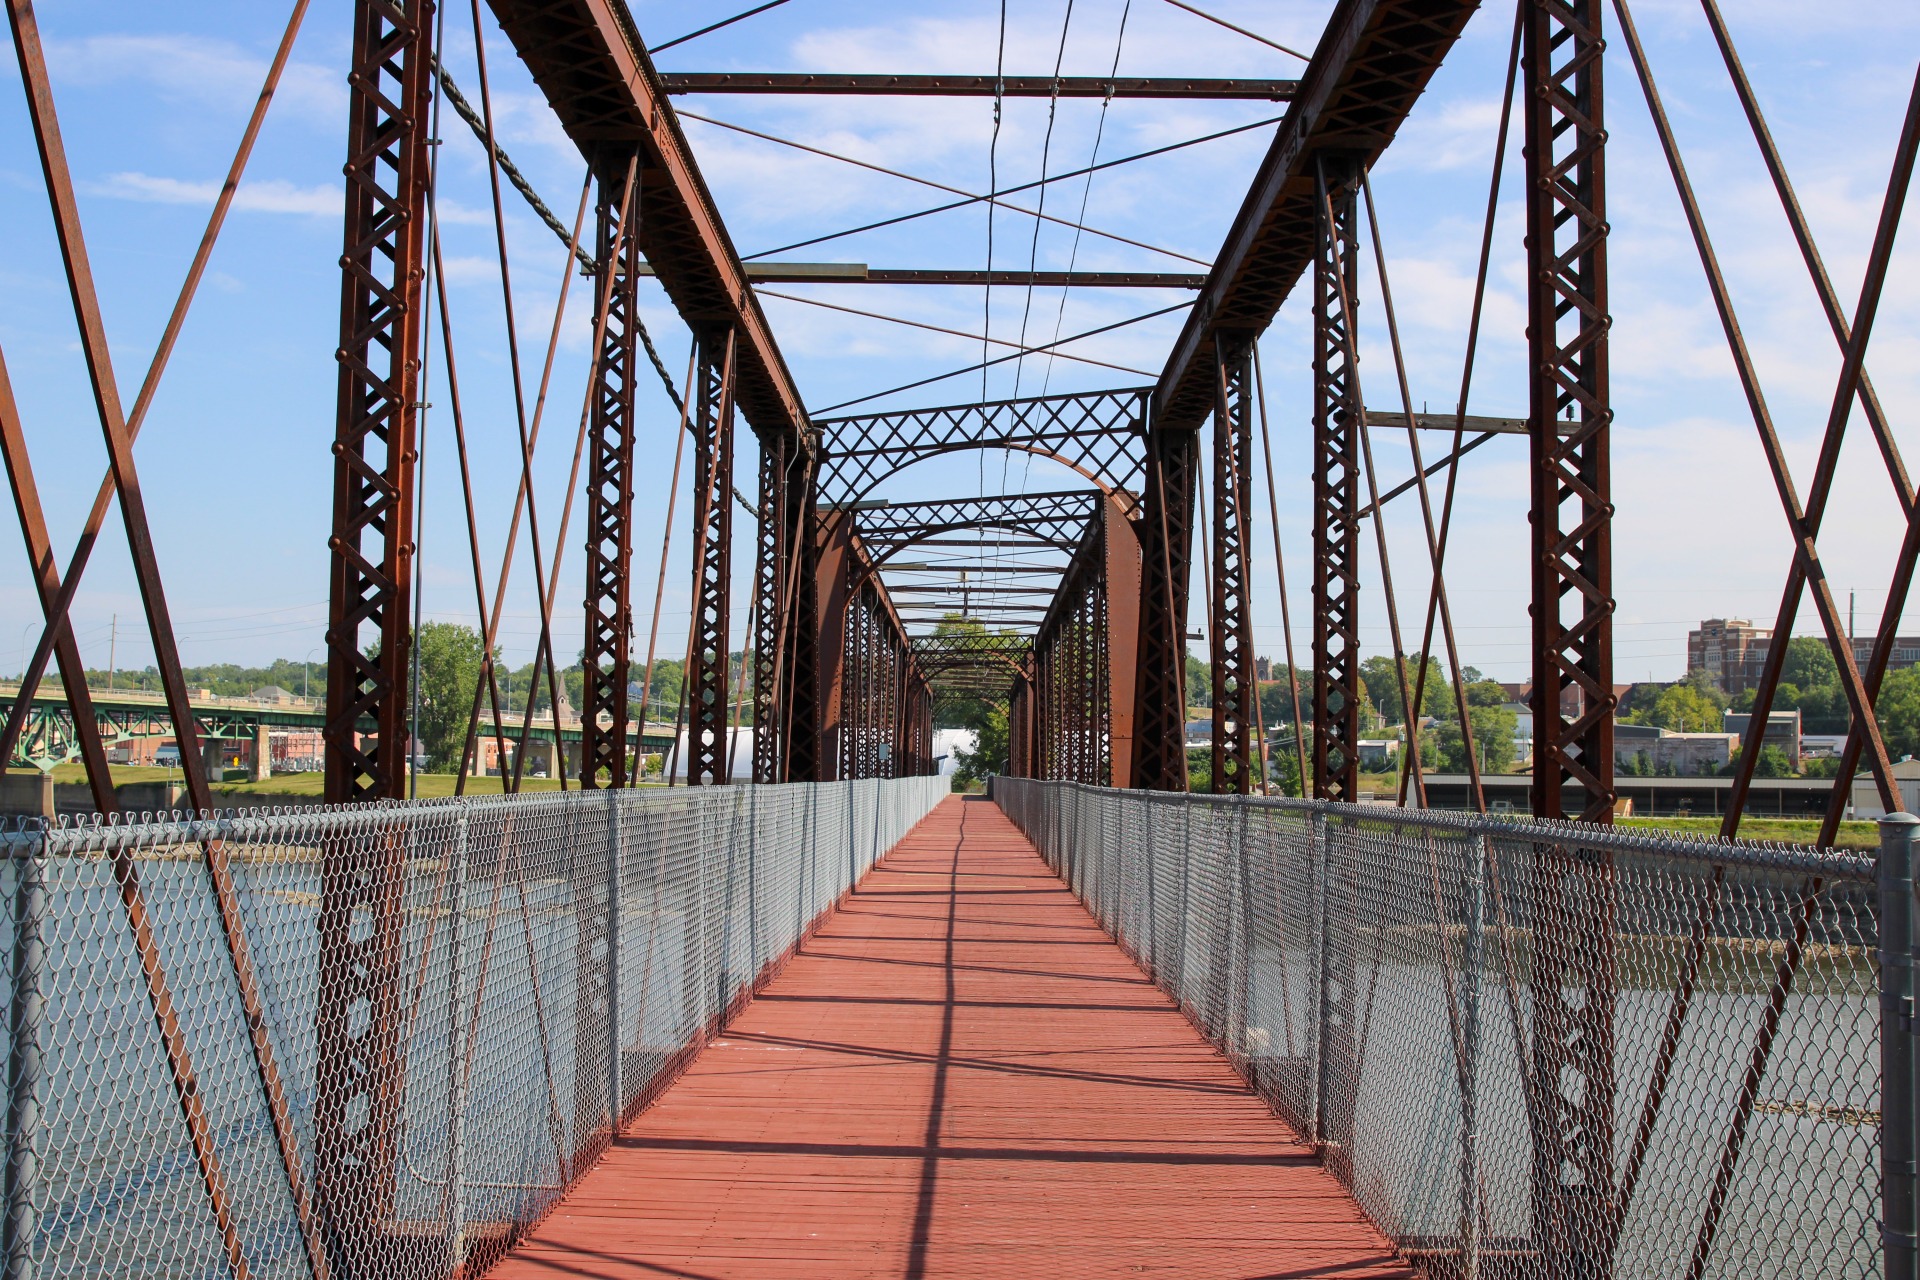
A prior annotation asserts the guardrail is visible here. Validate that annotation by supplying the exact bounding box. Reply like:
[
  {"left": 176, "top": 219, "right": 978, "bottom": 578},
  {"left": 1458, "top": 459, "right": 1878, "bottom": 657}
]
[
  {"left": 992, "top": 778, "right": 1902, "bottom": 1280},
  {"left": 0, "top": 776, "right": 948, "bottom": 1279}
]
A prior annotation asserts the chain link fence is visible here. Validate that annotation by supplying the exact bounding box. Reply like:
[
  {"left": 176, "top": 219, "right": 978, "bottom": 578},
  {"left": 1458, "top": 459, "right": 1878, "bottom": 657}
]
[
  {"left": 994, "top": 778, "right": 1890, "bottom": 1280},
  {"left": 0, "top": 775, "right": 947, "bottom": 1280}
]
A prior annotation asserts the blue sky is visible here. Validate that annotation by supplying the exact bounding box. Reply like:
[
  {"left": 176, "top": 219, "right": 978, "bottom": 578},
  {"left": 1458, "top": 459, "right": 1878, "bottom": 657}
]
[{"left": 1, "top": 0, "right": 1917, "bottom": 688}]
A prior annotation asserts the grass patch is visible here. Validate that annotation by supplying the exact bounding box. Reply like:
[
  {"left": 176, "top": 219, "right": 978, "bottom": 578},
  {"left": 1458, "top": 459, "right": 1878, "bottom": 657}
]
[
  {"left": 43, "top": 765, "right": 569, "bottom": 800},
  {"left": 1617, "top": 815, "right": 1878, "bottom": 852}
]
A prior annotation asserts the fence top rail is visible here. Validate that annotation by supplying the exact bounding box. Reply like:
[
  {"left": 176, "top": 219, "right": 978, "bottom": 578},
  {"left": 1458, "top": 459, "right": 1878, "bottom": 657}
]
[
  {"left": 1009, "top": 779, "right": 1878, "bottom": 883},
  {"left": 0, "top": 775, "right": 943, "bottom": 859}
]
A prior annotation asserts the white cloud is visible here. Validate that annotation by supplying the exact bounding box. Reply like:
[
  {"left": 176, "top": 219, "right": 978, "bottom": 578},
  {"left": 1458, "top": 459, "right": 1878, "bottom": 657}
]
[
  {"left": 89, "top": 172, "right": 339, "bottom": 216},
  {"left": 44, "top": 34, "right": 343, "bottom": 125}
]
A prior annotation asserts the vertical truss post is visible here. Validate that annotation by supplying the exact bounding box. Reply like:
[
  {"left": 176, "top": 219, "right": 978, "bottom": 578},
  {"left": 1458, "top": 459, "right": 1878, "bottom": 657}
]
[
  {"left": 1523, "top": 0, "right": 1618, "bottom": 1271},
  {"left": 1009, "top": 676, "right": 1029, "bottom": 777},
  {"left": 1104, "top": 496, "right": 1142, "bottom": 788},
  {"left": 582, "top": 157, "right": 640, "bottom": 789},
  {"left": 1133, "top": 425, "right": 1197, "bottom": 791},
  {"left": 324, "top": 0, "right": 434, "bottom": 806},
  {"left": 1211, "top": 334, "right": 1257, "bottom": 794},
  {"left": 1526, "top": 2, "right": 1616, "bottom": 826},
  {"left": 685, "top": 329, "right": 737, "bottom": 785},
  {"left": 1312, "top": 163, "right": 1362, "bottom": 803},
  {"left": 317, "top": 0, "right": 433, "bottom": 1268},
  {"left": 783, "top": 476, "right": 821, "bottom": 782},
  {"left": 751, "top": 433, "right": 804, "bottom": 782}
]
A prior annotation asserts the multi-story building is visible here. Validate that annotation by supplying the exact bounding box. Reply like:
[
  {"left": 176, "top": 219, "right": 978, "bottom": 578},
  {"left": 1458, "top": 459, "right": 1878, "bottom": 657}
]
[
  {"left": 1688, "top": 618, "right": 1773, "bottom": 694},
  {"left": 1687, "top": 617, "right": 1920, "bottom": 695}
]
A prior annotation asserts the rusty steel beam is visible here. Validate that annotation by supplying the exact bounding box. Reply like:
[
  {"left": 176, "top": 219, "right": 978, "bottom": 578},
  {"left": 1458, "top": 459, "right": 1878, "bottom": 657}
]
[
  {"left": 1210, "top": 334, "right": 1257, "bottom": 794},
  {"left": 659, "top": 72, "right": 1299, "bottom": 100},
  {"left": 326, "top": 0, "right": 434, "bottom": 805},
  {"left": 1131, "top": 425, "right": 1198, "bottom": 792},
  {"left": 1311, "top": 167, "right": 1362, "bottom": 803},
  {"left": 581, "top": 157, "right": 641, "bottom": 788},
  {"left": 643, "top": 262, "right": 1211, "bottom": 287},
  {"left": 685, "top": 330, "right": 738, "bottom": 785},
  {"left": 317, "top": 3, "right": 435, "bottom": 1265},
  {"left": 1522, "top": 1, "right": 1618, "bottom": 1274},
  {"left": 487, "top": 0, "right": 809, "bottom": 442},
  {"left": 1153, "top": 0, "right": 1478, "bottom": 432}
]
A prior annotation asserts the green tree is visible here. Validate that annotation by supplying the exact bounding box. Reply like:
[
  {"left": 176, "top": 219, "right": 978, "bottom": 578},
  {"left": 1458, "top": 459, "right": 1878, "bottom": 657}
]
[
  {"left": 1880, "top": 666, "right": 1920, "bottom": 759},
  {"left": 1186, "top": 746, "right": 1211, "bottom": 793},
  {"left": 1361, "top": 654, "right": 1450, "bottom": 728},
  {"left": 1781, "top": 636, "right": 1840, "bottom": 692},
  {"left": 1724, "top": 744, "right": 1795, "bottom": 778},
  {"left": 413, "top": 622, "right": 485, "bottom": 770},
  {"left": 1185, "top": 651, "right": 1210, "bottom": 710},
  {"left": 1259, "top": 665, "right": 1314, "bottom": 726},
  {"left": 952, "top": 704, "right": 1009, "bottom": 789},
  {"left": 1633, "top": 683, "right": 1724, "bottom": 734},
  {"left": 1683, "top": 666, "right": 1730, "bottom": 710},
  {"left": 1421, "top": 703, "right": 1518, "bottom": 774}
]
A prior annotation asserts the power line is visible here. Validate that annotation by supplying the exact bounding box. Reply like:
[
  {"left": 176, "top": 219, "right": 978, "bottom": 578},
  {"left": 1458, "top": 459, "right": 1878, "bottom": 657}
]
[
  {"left": 812, "top": 298, "right": 1192, "bottom": 415},
  {"left": 680, "top": 110, "right": 1271, "bottom": 265},
  {"left": 649, "top": 0, "right": 794, "bottom": 55}
]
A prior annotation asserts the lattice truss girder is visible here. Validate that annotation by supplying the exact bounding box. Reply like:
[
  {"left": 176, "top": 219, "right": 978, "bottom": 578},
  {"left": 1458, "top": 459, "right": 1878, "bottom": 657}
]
[
  {"left": 839, "top": 582, "right": 913, "bottom": 778},
  {"left": 1029, "top": 520, "right": 1109, "bottom": 784},
  {"left": 847, "top": 490, "right": 1098, "bottom": 561},
  {"left": 1311, "top": 165, "right": 1362, "bottom": 804},
  {"left": 815, "top": 389, "right": 1149, "bottom": 507},
  {"left": 1129, "top": 425, "right": 1197, "bottom": 792},
  {"left": 1523, "top": 0, "right": 1618, "bottom": 1269},
  {"left": 317, "top": 0, "right": 433, "bottom": 1264},
  {"left": 1210, "top": 335, "right": 1256, "bottom": 794},
  {"left": 686, "top": 329, "right": 737, "bottom": 785},
  {"left": 324, "top": 0, "right": 434, "bottom": 807},
  {"left": 911, "top": 633, "right": 1031, "bottom": 702},
  {"left": 1527, "top": 0, "right": 1615, "bottom": 824},
  {"left": 751, "top": 431, "right": 808, "bottom": 783},
  {"left": 582, "top": 160, "right": 640, "bottom": 788}
]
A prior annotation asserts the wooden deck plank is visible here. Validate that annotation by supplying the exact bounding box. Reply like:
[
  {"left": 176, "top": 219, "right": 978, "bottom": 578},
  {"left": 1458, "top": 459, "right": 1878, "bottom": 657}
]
[{"left": 489, "top": 795, "right": 1410, "bottom": 1280}]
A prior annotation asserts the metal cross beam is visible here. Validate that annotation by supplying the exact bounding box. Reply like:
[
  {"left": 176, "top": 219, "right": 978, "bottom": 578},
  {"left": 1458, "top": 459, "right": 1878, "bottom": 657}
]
[
  {"left": 816, "top": 388, "right": 1148, "bottom": 507},
  {"left": 658, "top": 73, "right": 1300, "bottom": 100},
  {"left": 641, "top": 264, "right": 1211, "bottom": 287}
]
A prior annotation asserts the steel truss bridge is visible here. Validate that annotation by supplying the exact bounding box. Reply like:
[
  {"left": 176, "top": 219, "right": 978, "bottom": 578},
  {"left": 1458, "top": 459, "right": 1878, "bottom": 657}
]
[{"left": 2, "top": 0, "right": 1916, "bottom": 1277}]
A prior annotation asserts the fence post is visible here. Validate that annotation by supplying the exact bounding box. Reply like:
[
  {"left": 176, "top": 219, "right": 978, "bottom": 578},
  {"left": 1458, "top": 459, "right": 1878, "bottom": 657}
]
[
  {"left": 445, "top": 804, "right": 470, "bottom": 1269},
  {"left": 1462, "top": 829, "right": 1488, "bottom": 1280},
  {"left": 1883, "top": 811, "right": 1918, "bottom": 1280},
  {"left": 608, "top": 790, "right": 623, "bottom": 1134},
  {"left": 1311, "top": 808, "right": 1330, "bottom": 1148},
  {"left": 5, "top": 844, "right": 44, "bottom": 1280}
]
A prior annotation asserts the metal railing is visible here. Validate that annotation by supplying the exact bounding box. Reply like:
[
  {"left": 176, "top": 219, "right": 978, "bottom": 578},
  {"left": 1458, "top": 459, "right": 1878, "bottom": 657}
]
[
  {"left": 0, "top": 776, "right": 947, "bottom": 1279},
  {"left": 994, "top": 778, "right": 1904, "bottom": 1280}
]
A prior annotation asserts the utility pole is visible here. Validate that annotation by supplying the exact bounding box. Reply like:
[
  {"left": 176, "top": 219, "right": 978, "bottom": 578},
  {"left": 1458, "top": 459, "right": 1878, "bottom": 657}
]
[{"left": 107, "top": 613, "right": 116, "bottom": 691}]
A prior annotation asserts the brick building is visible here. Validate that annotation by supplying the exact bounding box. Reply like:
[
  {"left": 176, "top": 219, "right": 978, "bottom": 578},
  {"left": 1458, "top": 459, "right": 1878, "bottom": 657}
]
[{"left": 1688, "top": 617, "right": 1920, "bottom": 694}]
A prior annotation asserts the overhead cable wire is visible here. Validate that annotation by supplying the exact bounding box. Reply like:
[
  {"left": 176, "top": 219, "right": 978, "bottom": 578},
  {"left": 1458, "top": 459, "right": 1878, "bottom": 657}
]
[
  {"left": 1010, "top": 0, "right": 1077, "bottom": 403},
  {"left": 1040, "top": 0, "right": 1131, "bottom": 401},
  {"left": 649, "top": 0, "right": 793, "bottom": 55},
  {"left": 1158, "top": 0, "right": 1310, "bottom": 61},
  {"left": 681, "top": 109, "right": 1232, "bottom": 266},
  {"left": 755, "top": 288, "right": 1155, "bottom": 375},
  {"left": 984, "top": 0, "right": 1009, "bottom": 420},
  {"left": 812, "top": 298, "right": 1191, "bottom": 415}
]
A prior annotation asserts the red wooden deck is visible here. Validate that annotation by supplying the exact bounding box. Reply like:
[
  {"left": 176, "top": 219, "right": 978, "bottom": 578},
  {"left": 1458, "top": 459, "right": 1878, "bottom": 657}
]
[{"left": 491, "top": 795, "right": 1409, "bottom": 1279}]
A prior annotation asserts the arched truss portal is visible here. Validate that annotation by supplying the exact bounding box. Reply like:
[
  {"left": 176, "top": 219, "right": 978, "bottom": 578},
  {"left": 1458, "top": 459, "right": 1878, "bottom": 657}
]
[
  {"left": 814, "top": 388, "right": 1151, "bottom": 508},
  {"left": 848, "top": 490, "right": 1099, "bottom": 566},
  {"left": 913, "top": 634, "right": 1033, "bottom": 701}
]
